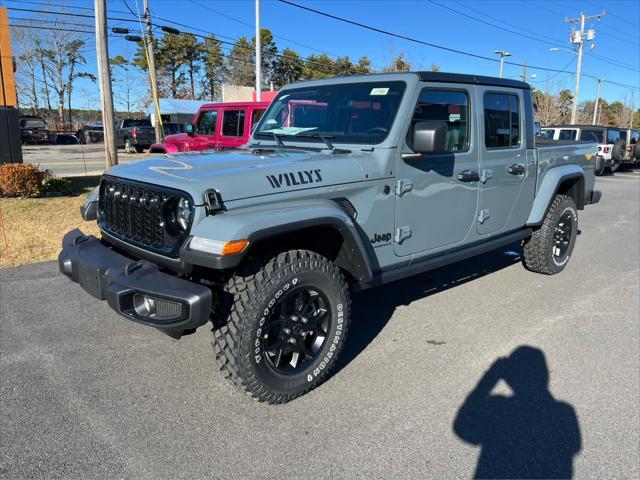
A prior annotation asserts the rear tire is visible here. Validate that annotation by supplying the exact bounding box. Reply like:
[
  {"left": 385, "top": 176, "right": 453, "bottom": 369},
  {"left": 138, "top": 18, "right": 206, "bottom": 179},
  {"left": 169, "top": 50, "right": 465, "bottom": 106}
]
[
  {"left": 523, "top": 195, "right": 578, "bottom": 275},
  {"left": 124, "top": 138, "right": 135, "bottom": 154},
  {"left": 213, "top": 249, "right": 351, "bottom": 404},
  {"left": 135, "top": 145, "right": 145, "bottom": 153},
  {"left": 594, "top": 156, "right": 606, "bottom": 176}
]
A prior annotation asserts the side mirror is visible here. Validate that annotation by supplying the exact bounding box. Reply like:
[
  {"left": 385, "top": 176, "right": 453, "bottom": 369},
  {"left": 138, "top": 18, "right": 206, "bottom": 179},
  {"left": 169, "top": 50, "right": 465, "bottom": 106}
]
[
  {"left": 413, "top": 121, "right": 447, "bottom": 153},
  {"left": 185, "top": 123, "right": 194, "bottom": 135}
]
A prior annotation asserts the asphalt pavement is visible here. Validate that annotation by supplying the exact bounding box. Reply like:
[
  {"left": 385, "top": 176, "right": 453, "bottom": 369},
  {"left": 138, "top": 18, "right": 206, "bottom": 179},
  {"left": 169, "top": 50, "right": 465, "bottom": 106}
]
[
  {"left": 21, "top": 144, "right": 149, "bottom": 177},
  {"left": 1, "top": 169, "right": 639, "bottom": 479}
]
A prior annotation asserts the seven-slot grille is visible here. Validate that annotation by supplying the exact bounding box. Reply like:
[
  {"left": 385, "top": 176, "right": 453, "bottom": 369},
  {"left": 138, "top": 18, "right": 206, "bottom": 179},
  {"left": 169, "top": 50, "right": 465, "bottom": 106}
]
[{"left": 98, "top": 177, "right": 190, "bottom": 255}]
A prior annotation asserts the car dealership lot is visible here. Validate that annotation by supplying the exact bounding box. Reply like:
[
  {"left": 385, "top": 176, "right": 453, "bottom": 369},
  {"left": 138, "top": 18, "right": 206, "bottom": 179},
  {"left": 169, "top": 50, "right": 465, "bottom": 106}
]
[
  {"left": 1, "top": 171, "right": 638, "bottom": 479},
  {"left": 21, "top": 143, "right": 151, "bottom": 177}
]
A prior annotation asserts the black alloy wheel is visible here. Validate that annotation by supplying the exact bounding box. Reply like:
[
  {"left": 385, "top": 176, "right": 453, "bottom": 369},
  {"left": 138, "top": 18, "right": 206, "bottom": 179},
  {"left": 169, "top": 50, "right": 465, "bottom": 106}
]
[
  {"left": 552, "top": 209, "right": 574, "bottom": 265},
  {"left": 263, "top": 286, "right": 331, "bottom": 374}
]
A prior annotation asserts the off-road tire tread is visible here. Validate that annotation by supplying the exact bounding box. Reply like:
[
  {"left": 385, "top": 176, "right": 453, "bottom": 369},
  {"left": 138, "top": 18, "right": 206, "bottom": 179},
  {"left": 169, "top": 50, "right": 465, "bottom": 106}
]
[
  {"left": 523, "top": 194, "right": 577, "bottom": 275},
  {"left": 212, "top": 249, "right": 350, "bottom": 404}
]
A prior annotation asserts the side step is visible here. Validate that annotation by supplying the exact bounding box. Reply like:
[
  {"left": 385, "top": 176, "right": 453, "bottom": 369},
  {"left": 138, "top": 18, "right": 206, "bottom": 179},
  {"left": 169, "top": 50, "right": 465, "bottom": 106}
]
[{"left": 358, "top": 228, "right": 532, "bottom": 290}]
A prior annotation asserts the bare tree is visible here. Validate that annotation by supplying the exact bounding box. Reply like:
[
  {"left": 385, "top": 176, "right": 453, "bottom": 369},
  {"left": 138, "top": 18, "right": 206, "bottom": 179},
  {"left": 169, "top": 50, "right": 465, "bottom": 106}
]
[
  {"left": 610, "top": 93, "right": 636, "bottom": 128},
  {"left": 533, "top": 89, "right": 565, "bottom": 126}
]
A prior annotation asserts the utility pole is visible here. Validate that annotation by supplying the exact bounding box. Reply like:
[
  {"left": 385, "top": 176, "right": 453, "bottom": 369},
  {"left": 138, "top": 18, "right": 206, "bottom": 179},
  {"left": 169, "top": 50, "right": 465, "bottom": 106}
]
[
  {"left": 255, "top": 0, "right": 262, "bottom": 101},
  {"left": 94, "top": 0, "right": 117, "bottom": 167},
  {"left": 593, "top": 78, "right": 604, "bottom": 125},
  {"left": 144, "top": 0, "right": 162, "bottom": 143},
  {"left": 565, "top": 10, "right": 604, "bottom": 124},
  {"left": 521, "top": 61, "right": 527, "bottom": 81},
  {"left": 493, "top": 50, "right": 511, "bottom": 78}
]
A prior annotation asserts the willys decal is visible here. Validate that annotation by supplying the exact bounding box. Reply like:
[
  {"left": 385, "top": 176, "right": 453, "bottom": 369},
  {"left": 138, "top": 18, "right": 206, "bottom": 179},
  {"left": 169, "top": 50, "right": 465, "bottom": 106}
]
[{"left": 266, "top": 169, "right": 323, "bottom": 189}]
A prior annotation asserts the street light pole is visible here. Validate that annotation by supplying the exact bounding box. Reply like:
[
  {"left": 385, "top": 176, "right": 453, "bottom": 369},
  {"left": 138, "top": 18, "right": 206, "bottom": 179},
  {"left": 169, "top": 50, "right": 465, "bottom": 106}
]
[
  {"left": 255, "top": 0, "right": 262, "bottom": 101},
  {"left": 493, "top": 50, "right": 511, "bottom": 78},
  {"left": 593, "top": 78, "right": 604, "bottom": 125}
]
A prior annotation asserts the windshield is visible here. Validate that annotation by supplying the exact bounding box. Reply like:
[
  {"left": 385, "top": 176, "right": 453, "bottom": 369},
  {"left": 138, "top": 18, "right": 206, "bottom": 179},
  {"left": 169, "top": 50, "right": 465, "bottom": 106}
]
[
  {"left": 255, "top": 81, "right": 407, "bottom": 145},
  {"left": 20, "top": 118, "right": 47, "bottom": 129}
]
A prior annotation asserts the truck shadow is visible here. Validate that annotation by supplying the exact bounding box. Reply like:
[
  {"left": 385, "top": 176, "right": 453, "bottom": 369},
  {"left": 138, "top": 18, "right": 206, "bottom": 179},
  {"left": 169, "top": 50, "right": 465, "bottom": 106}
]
[
  {"left": 453, "top": 346, "right": 581, "bottom": 479},
  {"left": 334, "top": 242, "right": 523, "bottom": 374}
]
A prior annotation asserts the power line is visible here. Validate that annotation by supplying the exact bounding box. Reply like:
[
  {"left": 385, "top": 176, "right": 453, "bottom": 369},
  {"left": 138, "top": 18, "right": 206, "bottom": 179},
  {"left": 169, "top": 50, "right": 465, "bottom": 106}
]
[
  {"left": 428, "top": 0, "right": 638, "bottom": 72},
  {"left": 9, "top": 23, "right": 108, "bottom": 36},
  {"left": 529, "top": 57, "right": 576, "bottom": 84},
  {"left": 278, "top": 0, "right": 587, "bottom": 75},
  {"left": 9, "top": 16, "right": 94, "bottom": 30},
  {"left": 187, "top": 0, "right": 343, "bottom": 60},
  {"left": 2, "top": 0, "right": 132, "bottom": 16},
  {"left": 278, "top": 0, "right": 640, "bottom": 89},
  {"left": 6, "top": 6, "right": 140, "bottom": 25}
]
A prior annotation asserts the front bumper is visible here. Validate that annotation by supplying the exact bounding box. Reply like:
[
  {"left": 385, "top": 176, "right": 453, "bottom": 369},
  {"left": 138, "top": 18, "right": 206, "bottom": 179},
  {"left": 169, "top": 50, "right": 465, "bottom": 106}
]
[{"left": 58, "top": 229, "right": 212, "bottom": 337}]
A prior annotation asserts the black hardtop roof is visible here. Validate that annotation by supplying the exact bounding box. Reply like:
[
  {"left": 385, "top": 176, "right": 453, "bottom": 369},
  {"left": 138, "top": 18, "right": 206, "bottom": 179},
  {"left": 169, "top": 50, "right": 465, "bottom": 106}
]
[
  {"left": 544, "top": 124, "right": 622, "bottom": 130},
  {"left": 416, "top": 71, "right": 530, "bottom": 89},
  {"left": 287, "top": 71, "right": 530, "bottom": 90}
]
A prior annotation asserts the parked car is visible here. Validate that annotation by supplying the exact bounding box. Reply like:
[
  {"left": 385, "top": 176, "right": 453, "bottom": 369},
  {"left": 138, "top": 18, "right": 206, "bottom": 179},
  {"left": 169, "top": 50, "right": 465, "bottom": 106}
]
[
  {"left": 61, "top": 71, "right": 601, "bottom": 403},
  {"left": 161, "top": 121, "right": 189, "bottom": 136},
  {"left": 148, "top": 102, "right": 270, "bottom": 154},
  {"left": 19, "top": 115, "right": 49, "bottom": 145},
  {"left": 541, "top": 124, "right": 626, "bottom": 175},
  {"left": 116, "top": 118, "right": 155, "bottom": 153},
  {"left": 621, "top": 128, "right": 639, "bottom": 165},
  {"left": 76, "top": 123, "right": 104, "bottom": 144}
]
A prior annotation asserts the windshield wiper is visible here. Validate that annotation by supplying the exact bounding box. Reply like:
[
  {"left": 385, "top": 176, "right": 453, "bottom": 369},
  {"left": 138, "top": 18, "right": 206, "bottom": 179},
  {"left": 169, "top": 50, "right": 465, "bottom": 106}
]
[
  {"left": 270, "top": 132, "right": 285, "bottom": 147},
  {"left": 293, "top": 134, "right": 351, "bottom": 153}
]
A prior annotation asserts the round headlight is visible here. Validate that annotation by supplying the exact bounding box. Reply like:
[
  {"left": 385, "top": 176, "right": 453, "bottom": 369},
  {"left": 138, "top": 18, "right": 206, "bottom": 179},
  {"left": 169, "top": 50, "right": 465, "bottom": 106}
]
[{"left": 175, "top": 197, "right": 191, "bottom": 230}]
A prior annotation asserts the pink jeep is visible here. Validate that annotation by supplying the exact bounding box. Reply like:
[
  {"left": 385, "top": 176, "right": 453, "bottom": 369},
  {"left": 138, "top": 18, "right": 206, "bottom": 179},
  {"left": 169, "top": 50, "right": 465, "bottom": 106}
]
[{"left": 149, "top": 101, "right": 270, "bottom": 154}]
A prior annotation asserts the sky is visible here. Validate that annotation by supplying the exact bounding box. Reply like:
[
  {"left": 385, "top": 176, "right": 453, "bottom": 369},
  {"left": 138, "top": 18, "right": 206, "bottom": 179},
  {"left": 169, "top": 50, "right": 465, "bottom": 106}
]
[{"left": 4, "top": 0, "right": 640, "bottom": 110}]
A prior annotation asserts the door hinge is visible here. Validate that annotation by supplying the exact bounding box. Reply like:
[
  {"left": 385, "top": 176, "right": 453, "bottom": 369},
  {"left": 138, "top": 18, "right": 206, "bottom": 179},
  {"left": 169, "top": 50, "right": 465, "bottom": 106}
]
[
  {"left": 480, "top": 169, "right": 493, "bottom": 183},
  {"left": 395, "top": 226, "right": 412, "bottom": 244},
  {"left": 395, "top": 179, "right": 413, "bottom": 196},
  {"left": 477, "top": 209, "right": 490, "bottom": 224}
]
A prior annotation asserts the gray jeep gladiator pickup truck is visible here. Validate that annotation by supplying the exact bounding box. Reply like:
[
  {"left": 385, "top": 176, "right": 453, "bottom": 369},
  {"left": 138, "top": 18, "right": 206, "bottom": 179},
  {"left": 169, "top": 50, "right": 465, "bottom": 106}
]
[{"left": 59, "top": 72, "right": 601, "bottom": 403}]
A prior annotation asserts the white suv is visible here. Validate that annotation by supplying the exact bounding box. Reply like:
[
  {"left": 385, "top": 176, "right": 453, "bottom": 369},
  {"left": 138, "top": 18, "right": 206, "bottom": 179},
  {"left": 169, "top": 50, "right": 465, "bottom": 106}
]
[{"left": 541, "top": 125, "right": 626, "bottom": 175}]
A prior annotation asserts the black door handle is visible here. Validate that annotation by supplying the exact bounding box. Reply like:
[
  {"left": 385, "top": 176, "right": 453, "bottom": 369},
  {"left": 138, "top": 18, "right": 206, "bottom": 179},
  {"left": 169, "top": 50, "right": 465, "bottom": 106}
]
[
  {"left": 507, "top": 163, "right": 526, "bottom": 175},
  {"left": 457, "top": 170, "right": 480, "bottom": 182}
]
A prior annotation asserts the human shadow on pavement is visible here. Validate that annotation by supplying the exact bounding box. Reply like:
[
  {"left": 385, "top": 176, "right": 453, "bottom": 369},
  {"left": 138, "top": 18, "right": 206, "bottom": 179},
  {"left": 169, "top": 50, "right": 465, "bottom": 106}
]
[
  {"left": 334, "top": 242, "right": 523, "bottom": 374},
  {"left": 453, "top": 346, "right": 581, "bottom": 479}
]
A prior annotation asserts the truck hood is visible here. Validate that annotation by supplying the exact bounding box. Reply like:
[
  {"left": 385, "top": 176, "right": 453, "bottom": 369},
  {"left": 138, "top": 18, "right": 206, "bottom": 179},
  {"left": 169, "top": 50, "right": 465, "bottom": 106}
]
[{"left": 107, "top": 148, "right": 365, "bottom": 202}]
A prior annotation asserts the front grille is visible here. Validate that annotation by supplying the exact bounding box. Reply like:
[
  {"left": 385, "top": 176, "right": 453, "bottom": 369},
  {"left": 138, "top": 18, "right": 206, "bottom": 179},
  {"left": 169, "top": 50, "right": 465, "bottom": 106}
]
[{"left": 98, "top": 176, "right": 192, "bottom": 257}]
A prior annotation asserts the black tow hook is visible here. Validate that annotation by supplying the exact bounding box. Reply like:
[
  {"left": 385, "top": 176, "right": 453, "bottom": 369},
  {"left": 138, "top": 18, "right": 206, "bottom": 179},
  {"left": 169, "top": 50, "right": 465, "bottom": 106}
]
[{"left": 124, "top": 261, "right": 144, "bottom": 276}]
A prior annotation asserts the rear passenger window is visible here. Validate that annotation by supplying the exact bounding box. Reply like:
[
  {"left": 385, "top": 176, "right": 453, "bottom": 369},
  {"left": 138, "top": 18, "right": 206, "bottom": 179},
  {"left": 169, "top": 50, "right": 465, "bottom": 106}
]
[
  {"left": 410, "top": 89, "right": 470, "bottom": 152},
  {"left": 484, "top": 93, "right": 520, "bottom": 148},
  {"left": 579, "top": 129, "right": 604, "bottom": 143},
  {"left": 222, "top": 110, "right": 246, "bottom": 137},
  {"left": 559, "top": 129, "right": 577, "bottom": 141}
]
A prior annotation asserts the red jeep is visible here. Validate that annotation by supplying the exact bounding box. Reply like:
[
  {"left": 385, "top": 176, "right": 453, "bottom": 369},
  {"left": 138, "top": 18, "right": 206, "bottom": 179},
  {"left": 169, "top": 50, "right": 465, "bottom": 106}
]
[{"left": 149, "top": 101, "right": 270, "bottom": 154}]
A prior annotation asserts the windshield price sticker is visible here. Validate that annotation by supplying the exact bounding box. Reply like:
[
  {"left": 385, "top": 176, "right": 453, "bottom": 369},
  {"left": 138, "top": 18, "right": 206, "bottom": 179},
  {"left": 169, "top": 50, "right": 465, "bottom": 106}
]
[{"left": 370, "top": 87, "right": 390, "bottom": 96}]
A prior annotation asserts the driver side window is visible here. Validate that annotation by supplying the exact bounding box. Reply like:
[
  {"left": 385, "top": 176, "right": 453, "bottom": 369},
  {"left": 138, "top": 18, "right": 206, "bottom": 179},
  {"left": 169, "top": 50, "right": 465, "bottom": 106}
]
[
  {"left": 195, "top": 110, "right": 218, "bottom": 136},
  {"left": 410, "top": 89, "right": 470, "bottom": 152}
]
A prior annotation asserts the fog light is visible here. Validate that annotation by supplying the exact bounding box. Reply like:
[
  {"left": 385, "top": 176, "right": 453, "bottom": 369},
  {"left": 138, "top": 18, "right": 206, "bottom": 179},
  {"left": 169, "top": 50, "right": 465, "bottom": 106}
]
[
  {"left": 133, "top": 294, "right": 183, "bottom": 320},
  {"left": 133, "top": 294, "right": 156, "bottom": 317}
]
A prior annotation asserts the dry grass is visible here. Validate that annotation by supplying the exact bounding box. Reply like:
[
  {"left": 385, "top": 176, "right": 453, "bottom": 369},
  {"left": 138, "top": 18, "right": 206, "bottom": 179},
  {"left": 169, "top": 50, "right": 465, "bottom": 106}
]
[{"left": 0, "top": 194, "right": 100, "bottom": 269}]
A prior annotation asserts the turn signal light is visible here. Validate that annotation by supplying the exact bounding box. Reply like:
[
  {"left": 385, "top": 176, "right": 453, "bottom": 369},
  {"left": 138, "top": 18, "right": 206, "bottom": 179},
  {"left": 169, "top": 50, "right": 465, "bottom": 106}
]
[
  {"left": 190, "top": 236, "right": 249, "bottom": 256},
  {"left": 221, "top": 240, "right": 249, "bottom": 255}
]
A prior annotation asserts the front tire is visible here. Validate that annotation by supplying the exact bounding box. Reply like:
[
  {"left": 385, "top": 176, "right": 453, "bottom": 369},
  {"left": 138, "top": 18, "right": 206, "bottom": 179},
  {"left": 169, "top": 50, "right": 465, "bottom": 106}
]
[
  {"left": 213, "top": 250, "right": 351, "bottom": 404},
  {"left": 523, "top": 195, "right": 578, "bottom": 275}
]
